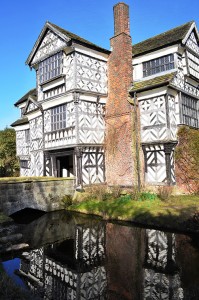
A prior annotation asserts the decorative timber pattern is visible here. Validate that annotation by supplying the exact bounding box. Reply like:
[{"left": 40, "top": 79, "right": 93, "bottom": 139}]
[
  {"left": 27, "top": 101, "right": 38, "bottom": 113},
  {"left": 29, "top": 116, "right": 44, "bottom": 176},
  {"left": 143, "top": 145, "right": 167, "bottom": 183},
  {"left": 16, "top": 130, "right": 30, "bottom": 156},
  {"left": 77, "top": 100, "right": 105, "bottom": 144},
  {"left": 30, "top": 116, "right": 43, "bottom": 151},
  {"left": 186, "top": 50, "right": 199, "bottom": 80},
  {"left": 186, "top": 32, "right": 199, "bottom": 56},
  {"left": 30, "top": 151, "right": 43, "bottom": 176},
  {"left": 144, "top": 229, "right": 183, "bottom": 300},
  {"left": 76, "top": 53, "right": 107, "bottom": 94},
  {"left": 32, "top": 29, "right": 66, "bottom": 64},
  {"left": 139, "top": 96, "right": 168, "bottom": 143},
  {"left": 65, "top": 53, "right": 75, "bottom": 90},
  {"left": 172, "top": 54, "right": 184, "bottom": 90},
  {"left": 81, "top": 147, "right": 105, "bottom": 185},
  {"left": 167, "top": 95, "right": 178, "bottom": 140}
]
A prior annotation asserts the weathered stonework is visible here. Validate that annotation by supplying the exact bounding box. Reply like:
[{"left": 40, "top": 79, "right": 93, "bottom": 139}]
[{"left": 0, "top": 178, "right": 75, "bottom": 216}]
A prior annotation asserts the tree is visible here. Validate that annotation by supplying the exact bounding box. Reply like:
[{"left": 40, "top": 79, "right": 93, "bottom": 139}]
[{"left": 0, "top": 128, "right": 19, "bottom": 177}]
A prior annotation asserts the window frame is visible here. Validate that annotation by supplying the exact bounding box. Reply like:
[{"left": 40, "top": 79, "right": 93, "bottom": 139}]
[
  {"left": 181, "top": 93, "right": 199, "bottom": 128},
  {"left": 51, "top": 104, "right": 67, "bottom": 131},
  {"left": 39, "top": 52, "right": 62, "bottom": 84},
  {"left": 20, "top": 160, "right": 30, "bottom": 169},
  {"left": 143, "top": 54, "right": 175, "bottom": 77}
]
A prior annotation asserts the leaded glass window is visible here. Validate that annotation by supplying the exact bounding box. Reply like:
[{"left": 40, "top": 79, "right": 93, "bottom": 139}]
[
  {"left": 51, "top": 104, "right": 66, "bottom": 131},
  {"left": 143, "top": 54, "right": 175, "bottom": 77},
  {"left": 39, "top": 52, "right": 62, "bottom": 84},
  {"left": 20, "top": 160, "right": 29, "bottom": 169},
  {"left": 181, "top": 94, "right": 199, "bottom": 128},
  {"left": 25, "top": 129, "right": 30, "bottom": 143}
]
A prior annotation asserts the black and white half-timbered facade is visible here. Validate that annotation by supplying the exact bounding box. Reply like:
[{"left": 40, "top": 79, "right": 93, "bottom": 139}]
[
  {"left": 12, "top": 22, "right": 109, "bottom": 187},
  {"left": 12, "top": 5, "right": 199, "bottom": 187},
  {"left": 131, "top": 21, "right": 199, "bottom": 185}
]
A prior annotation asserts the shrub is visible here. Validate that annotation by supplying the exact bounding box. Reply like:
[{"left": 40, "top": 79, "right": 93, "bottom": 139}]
[
  {"left": 157, "top": 186, "right": 173, "bottom": 201},
  {"left": 139, "top": 192, "right": 157, "bottom": 201},
  {"left": 61, "top": 194, "right": 73, "bottom": 208}
]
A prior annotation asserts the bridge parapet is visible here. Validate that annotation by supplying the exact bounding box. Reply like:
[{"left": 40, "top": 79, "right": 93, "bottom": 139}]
[{"left": 0, "top": 177, "right": 75, "bottom": 216}]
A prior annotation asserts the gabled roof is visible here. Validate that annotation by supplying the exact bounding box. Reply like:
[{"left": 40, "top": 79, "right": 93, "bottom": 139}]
[
  {"left": 23, "top": 95, "right": 41, "bottom": 115},
  {"left": 11, "top": 117, "right": 29, "bottom": 127},
  {"left": 130, "top": 72, "right": 176, "bottom": 93},
  {"left": 14, "top": 88, "right": 37, "bottom": 107},
  {"left": 132, "top": 21, "right": 195, "bottom": 57},
  {"left": 48, "top": 22, "right": 110, "bottom": 53},
  {"left": 26, "top": 21, "right": 110, "bottom": 66}
]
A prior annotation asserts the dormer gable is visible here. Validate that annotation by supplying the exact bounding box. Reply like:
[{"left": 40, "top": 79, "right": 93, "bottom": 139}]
[
  {"left": 23, "top": 95, "right": 41, "bottom": 115},
  {"left": 26, "top": 22, "right": 69, "bottom": 66},
  {"left": 26, "top": 22, "right": 110, "bottom": 67},
  {"left": 183, "top": 24, "right": 199, "bottom": 55}
]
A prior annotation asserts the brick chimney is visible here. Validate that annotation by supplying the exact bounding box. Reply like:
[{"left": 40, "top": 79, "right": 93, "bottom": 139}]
[{"left": 105, "top": 2, "right": 135, "bottom": 187}]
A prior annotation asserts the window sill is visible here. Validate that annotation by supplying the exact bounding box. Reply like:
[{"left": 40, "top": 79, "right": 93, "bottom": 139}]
[
  {"left": 41, "top": 75, "right": 65, "bottom": 92},
  {"left": 40, "top": 74, "right": 65, "bottom": 86}
]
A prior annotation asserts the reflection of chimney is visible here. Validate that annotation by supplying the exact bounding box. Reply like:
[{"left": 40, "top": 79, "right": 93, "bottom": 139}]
[{"left": 105, "top": 3, "right": 134, "bottom": 187}]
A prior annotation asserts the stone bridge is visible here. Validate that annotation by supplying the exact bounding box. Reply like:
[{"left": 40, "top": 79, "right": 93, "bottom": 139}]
[{"left": 0, "top": 178, "right": 75, "bottom": 216}]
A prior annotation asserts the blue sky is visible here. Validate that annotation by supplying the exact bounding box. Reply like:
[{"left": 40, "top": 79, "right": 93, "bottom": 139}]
[{"left": 1, "top": 0, "right": 199, "bottom": 129}]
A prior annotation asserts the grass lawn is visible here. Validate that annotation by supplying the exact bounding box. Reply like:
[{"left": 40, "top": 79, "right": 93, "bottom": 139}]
[
  {"left": 67, "top": 194, "right": 199, "bottom": 232},
  {"left": 0, "top": 176, "right": 73, "bottom": 183}
]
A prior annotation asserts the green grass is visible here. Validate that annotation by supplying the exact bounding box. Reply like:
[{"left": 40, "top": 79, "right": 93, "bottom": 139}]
[
  {"left": 68, "top": 194, "right": 199, "bottom": 231},
  {"left": 0, "top": 176, "right": 74, "bottom": 183}
]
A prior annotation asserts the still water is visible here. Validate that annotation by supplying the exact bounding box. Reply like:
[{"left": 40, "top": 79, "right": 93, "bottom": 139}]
[{"left": 0, "top": 210, "right": 199, "bottom": 300}]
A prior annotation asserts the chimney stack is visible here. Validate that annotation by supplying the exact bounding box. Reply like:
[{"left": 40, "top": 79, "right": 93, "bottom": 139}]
[
  {"left": 114, "top": 2, "right": 130, "bottom": 36},
  {"left": 105, "top": 2, "right": 135, "bottom": 187}
]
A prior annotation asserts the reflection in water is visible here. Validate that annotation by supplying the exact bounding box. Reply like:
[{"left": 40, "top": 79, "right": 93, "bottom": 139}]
[
  {"left": 1, "top": 211, "right": 199, "bottom": 299},
  {"left": 18, "top": 223, "right": 107, "bottom": 299},
  {"left": 144, "top": 230, "right": 183, "bottom": 300}
]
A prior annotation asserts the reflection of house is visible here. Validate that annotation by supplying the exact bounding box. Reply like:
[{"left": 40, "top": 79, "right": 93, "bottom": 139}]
[
  {"left": 18, "top": 223, "right": 106, "bottom": 299},
  {"left": 12, "top": 2, "right": 199, "bottom": 187},
  {"left": 144, "top": 229, "right": 183, "bottom": 299}
]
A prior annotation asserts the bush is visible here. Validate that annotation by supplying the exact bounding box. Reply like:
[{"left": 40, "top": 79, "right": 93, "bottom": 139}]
[
  {"left": 157, "top": 186, "right": 173, "bottom": 201},
  {"left": 139, "top": 192, "right": 157, "bottom": 201},
  {"left": 61, "top": 194, "right": 73, "bottom": 208}
]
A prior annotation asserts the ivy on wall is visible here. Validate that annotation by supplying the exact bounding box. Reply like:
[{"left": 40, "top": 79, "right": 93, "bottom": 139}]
[{"left": 175, "top": 126, "right": 199, "bottom": 194}]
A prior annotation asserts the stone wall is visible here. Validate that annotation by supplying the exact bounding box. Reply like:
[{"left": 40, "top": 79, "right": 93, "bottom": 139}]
[{"left": 0, "top": 178, "right": 75, "bottom": 215}]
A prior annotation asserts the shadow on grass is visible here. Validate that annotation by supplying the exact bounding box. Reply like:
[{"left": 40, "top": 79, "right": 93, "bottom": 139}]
[{"left": 69, "top": 198, "right": 199, "bottom": 233}]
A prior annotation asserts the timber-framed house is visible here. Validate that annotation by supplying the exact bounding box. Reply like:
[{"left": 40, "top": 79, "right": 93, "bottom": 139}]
[
  {"left": 12, "top": 22, "right": 110, "bottom": 187},
  {"left": 12, "top": 3, "right": 199, "bottom": 188}
]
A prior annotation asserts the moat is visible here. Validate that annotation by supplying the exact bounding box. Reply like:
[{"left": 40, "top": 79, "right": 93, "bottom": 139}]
[{"left": 0, "top": 210, "right": 199, "bottom": 299}]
